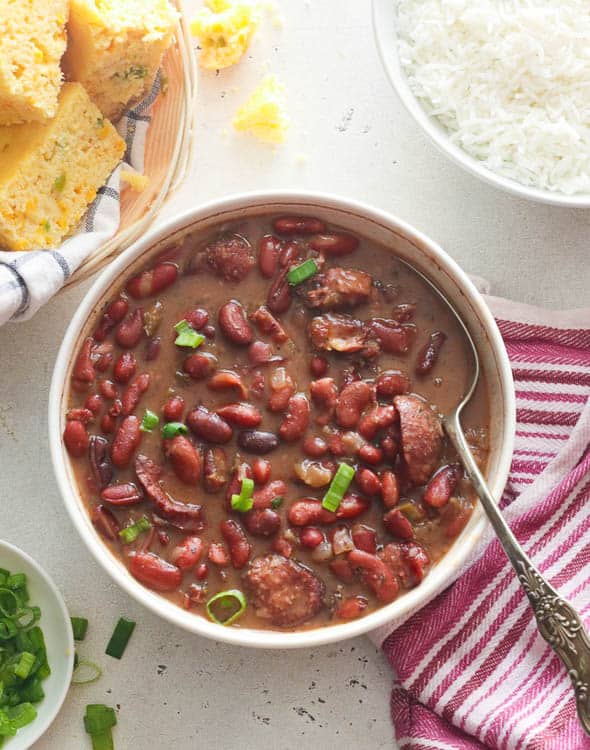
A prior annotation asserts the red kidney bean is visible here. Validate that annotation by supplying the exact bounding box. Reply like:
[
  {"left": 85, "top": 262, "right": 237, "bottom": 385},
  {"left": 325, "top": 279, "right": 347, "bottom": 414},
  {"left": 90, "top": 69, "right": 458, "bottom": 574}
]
[
  {"left": 357, "top": 444, "right": 383, "bottom": 465},
  {"left": 380, "top": 433, "right": 399, "bottom": 461},
  {"left": 300, "top": 526, "right": 324, "bottom": 549},
  {"left": 183, "top": 352, "right": 218, "bottom": 380},
  {"left": 266, "top": 269, "right": 291, "bottom": 314},
  {"left": 66, "top": 407, "right": 94, "bottom": 424},
  {"left": 252, "top": 458, "right": 271, "bottom": 485},
  {"left": 170, "top": 536, "right": 204, "bottom": 570},
  {"left": 273, "top": 536, "right": 294, "bottom": 558},
  {"left": 336, "top": 381, "right": 373, "bottom": 429},
  {"left": 121, "top": 373, "right": 150, "bottom": 415},
  {"left": 63, "top": 420, "right": 89, "bottom": 458},
  {"left": 335, "top": 493, "right": 369, "bottom": 520},
  {"left": 100, "top": 414, "right": 116, "bottom": 434},
  {"left": 310, "top": 377, "right": 338, "bottom": 425},
  {"left": 85, "top": 394, "right": 104, "bottom": 415},
  {"left": 309, "top": 233, "right": 359, "bottom": 256},
  {"left": 310, "top": 356, "right": 328, "bottom": 377},
  {"left": 195, "top": 563, "right": 208, "bottom": 580},
  {"left": 336, "top": 595, "right": 369, "bottom": 620},
  {"left": 113, "top": 352, "right": 137, "bottom": 384},
  {"left": 348, "top": 549, "right": 399, "bottom": 603},
  {"left": 423, "top": 464, "right": 461, "bottom": 508},
  {"left": 383, "top": 508, "right": 413, "bottom": 539},
  {"left": 368, "top": 319, "right": 416, "bottom": 354},
  {"left": 186, "top": 405, "right": 233, "bottom": 444},
  {"left": 98, "top": 379, "right": 118, "bottom": 400},
  {"left": 288, "top": 498, "right": 336, "bottom": 526},
  {"left": 272, "top": 216, "right": 326, "bottom": 235},
  {"left": 329, "top": 558, "right": 355, "bottom": 583},
  {"left": 144, "top": 337, "right": 161, "bottom": 361},
  {"left": 356, "top": 468, "right": 381, "bottom": 496},
  {"left": 94, "top": 297, "right": 129, "bottom": 341},
  {"left": 126, "top": 262, "right": 178, "bottom": 299},
  {"left": 208, "top": 543, "right": 229, "bottom": 566},
  {"left": 207, "top": 370, "right": 248, "bottom": 399},
  {"left": 183, "top": 308, "right": 209, "bottom": 330},
  {"left": 250, "top": 306, "right": 288, "bottom": 343},
  {"left": 158, "top": 530, "right": 170, "bottom": 546},
  {"left": 72, "top": 339, "right": 95, "bottom": 384},
  {"left": 163, "top": 435, "right": 202, "bottom": 485},
  {"left": 381, "top": 471, "right": 400, "bottom": 508},
  {"left": 268, "top": 367, "right": 295, "bottom": 412},
  {"left": 327, "top": 431, "right": 346, "bottom": 457},
  {"left": 90, "top": 342, "right": 113, "bottom": 372},
  {"left": 243, "top": 508, "right": 281, "bottom": 537},
  {"left": 358, "top": 405, "right": 397, "bottom": 440},
  {"left": 258, "top": 235, "right": 281, "bottom": 278},
  {"left": 218, "top": 300, "right": 253, "bottom": 345},
  {"left": 203, "top": 447, "right": 228, "bottom": 493},
  {"left": 376, "top": 370, "right": 411, "bottom": 398},
  {"left": 279, "top": 393, "right": 310, "bottom": 442},
  {"left": 116, "top": 309, "right": 144, "bottom": 349},
  {"left": 237, "top": 430, "right": 279, "bottom": 454},
  {"left": 108, "top": 399, "right": 123, "bottom": 418},
  {"left": 247, "top": 340, "right": 283, "bottom": 365},
  {"left": 220, "top": 520, "right": 251, "bottom": 569},
  {"left": 279, "top": 241, "right": 300, "bottom": 268},
  {"left": 216, "top": 403, "right": 262, "bottom": 427},
  {"left": 129, "top": 552, "right": 182, "bottom": 592},
  {"left": 202, "top": 324, "right": 216, "bottom": 339},
  {"left": 252, "top": 480, "right": 287, "bottom": 510},
  {"left": 90, "top": 504, "right": 120, "bottom": 540},
  {"left": 163, "top": 395, "right": 185, "bottom": 422},
  {"left": 352, "top": 524, "right": 377, "bottom": 554},
  {"left": 89, "top": 435, "right": 112, "bottom": 488},
  {"left": 391, "top": 303, "right": 416, "bottom": 323},
  {"left": 100, "top": 482, "right": 143, "bottom": 505},
  {"left": 251, "top": 370, "right": 266, "bottom": 398},
  {"left": 401, "top": 542, "right": 430, "bottom": 583},
  {"left": 302, "top": 435, "right": 328, "bottom": 458},
  {"left": 111, "top": 416, "right": 141, "bottom": 468},
  {"left": 415, "top": 331, "right": 447, "bottom": 376}
]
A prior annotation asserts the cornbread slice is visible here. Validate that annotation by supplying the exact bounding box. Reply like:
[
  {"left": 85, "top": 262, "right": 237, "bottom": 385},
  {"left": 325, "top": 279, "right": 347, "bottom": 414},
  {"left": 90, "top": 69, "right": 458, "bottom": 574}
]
[
  {"left": 0, "top": 0, "right": 68, "bottom": 125},
  {"left": 0, "top": 82, "right": 125, "bottom": 251},
  {"left": 63, "top": 0, "right": 179, "bottom": 121}
]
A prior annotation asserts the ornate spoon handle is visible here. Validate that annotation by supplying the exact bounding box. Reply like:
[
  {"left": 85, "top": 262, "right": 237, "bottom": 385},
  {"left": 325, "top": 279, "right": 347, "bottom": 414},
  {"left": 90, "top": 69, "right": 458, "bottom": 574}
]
[{"left": 444, "top": 413, "right": 590, "bottom": 736}]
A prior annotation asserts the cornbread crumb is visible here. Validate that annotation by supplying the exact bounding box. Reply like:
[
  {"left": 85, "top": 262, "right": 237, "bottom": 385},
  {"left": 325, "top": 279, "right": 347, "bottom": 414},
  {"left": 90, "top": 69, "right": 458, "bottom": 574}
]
[
  {"left": 63, "top": 0, "right": 179, "bottom": 120},
  {"left": 232, "top": 74, "right": 288, "bottom": 144},
  {"left": 0, "top": 0, "right": 69, "bottom": 125},
  {"left": 0, "top": 83, "right": 125, "bottom": 251},
  {"left": 191, "top": 0, "right": 260, "bottom": 70},
  {"left": 120, "top": 169, "right": 150, "bottom": 191}
]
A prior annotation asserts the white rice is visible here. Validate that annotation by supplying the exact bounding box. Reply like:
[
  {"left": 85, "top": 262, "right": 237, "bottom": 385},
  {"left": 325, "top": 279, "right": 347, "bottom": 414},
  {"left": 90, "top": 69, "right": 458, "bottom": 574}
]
[{"left": 396, "top": 0, "right": 590, "bottom": 195}]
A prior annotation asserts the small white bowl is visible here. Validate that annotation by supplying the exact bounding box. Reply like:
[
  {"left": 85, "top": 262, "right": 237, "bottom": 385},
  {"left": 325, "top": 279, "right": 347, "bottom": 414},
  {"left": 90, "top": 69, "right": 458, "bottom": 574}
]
[
  {"left": 0, "top": 541, "right": 74, "bottom": 749},
  {"left": 372, "top": 0, "right": 590, "bottom": 208},
  {"left": 49, "top": 190, "right": 515, "bottom": 649}
]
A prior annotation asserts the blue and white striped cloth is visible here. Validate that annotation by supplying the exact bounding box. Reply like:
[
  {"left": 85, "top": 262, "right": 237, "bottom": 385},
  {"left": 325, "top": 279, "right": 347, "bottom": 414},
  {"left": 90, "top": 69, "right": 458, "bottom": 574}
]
[{"left": 0, "top": 75, "right": 161, "bottom": 327}]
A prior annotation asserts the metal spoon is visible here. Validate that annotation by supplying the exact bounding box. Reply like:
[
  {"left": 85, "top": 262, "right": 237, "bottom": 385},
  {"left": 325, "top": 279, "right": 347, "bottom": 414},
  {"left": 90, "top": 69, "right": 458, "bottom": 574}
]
[{"left": 400, "top": 258, "right": 590, "bottom": 735}]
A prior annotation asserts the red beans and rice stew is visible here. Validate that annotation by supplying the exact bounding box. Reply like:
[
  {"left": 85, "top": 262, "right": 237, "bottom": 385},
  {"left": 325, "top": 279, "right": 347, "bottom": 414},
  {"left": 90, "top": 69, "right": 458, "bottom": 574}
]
[{"left": 63, "top": 214, "right": 489, "bottom": 630}]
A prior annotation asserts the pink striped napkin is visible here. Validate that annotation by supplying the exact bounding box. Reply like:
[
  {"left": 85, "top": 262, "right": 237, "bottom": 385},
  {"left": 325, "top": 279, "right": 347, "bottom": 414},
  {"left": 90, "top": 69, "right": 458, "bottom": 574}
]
[{"left": 374, "top": 295, "right": 590, "bottom": 750}]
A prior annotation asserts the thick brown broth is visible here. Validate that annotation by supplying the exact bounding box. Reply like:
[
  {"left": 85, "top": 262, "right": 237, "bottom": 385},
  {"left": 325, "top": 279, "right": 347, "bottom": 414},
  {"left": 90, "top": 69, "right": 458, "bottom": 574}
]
[{"left": 65, "top": 214, "right": 489, "bottom": 631}]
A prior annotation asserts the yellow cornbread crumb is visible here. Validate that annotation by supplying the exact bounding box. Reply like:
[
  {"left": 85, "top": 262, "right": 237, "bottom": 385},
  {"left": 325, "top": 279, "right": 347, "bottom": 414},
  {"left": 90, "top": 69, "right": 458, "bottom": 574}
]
[
  {"left": 232, "top": 74, "right": 288, "bottom": 144},
  {"left": 0, "top": 0, "right": 69, "bottom": 125},
  {"left": 63, "top": 0, "right": 179, "bottom": 121},
  {"left": 120, "top": 169, "right": 150, "bottom": 191},
  {"left": 190, "top": 0, "right": 260, "bottom": 70},
  {"left": 0, "top": 83, "right": 125, "bottom": 251}
]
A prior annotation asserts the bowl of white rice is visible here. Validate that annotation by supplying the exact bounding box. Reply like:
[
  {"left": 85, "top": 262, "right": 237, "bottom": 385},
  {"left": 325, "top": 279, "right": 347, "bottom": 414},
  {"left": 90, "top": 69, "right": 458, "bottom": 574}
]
[{"left": 373, "top": 0, "right": 590, "bottom": 207}]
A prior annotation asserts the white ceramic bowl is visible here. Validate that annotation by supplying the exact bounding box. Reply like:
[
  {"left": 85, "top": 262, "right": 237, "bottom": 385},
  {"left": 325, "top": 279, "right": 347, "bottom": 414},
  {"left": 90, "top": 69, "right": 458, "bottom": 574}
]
[
  {"left": 49, "top": 190, "right": 515, "bottom": 649},
  {"left": 372, "top": 0, "right": 590, "bottom": 208},
  {"left": 0, "top": 540, "right": 74, "bottom": 749}
]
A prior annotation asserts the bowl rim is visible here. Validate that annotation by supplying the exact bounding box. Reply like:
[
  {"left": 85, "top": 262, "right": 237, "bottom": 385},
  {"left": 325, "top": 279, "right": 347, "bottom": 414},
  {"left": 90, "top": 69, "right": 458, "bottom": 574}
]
[
  {"left": 0, "top": 539, "right": 74, "bottom": 748},
  {"left": 49, "top": 189, "right": 516, "bottom": 649},
  {"left": 371, "top": 0, "right": 590, "bottom": 209}
]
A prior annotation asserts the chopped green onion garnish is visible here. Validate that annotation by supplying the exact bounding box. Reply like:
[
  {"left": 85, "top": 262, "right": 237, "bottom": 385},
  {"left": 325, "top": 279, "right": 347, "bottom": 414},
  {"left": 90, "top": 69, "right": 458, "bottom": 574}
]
[
  {"left": 287, "top": 258, "right": 319, "bottom": 285},
  {"left": 105, "top": 618, "right": 136, "bottom": 660},
  {"left": 118, "top": 517, "right": 151, "bottom": 544},
  {"left": 322, "top": 462, "right": 355, "bottom": 512},
  {"left": 72, "top": 659, "right": 102, "bottom": 685},
  {"left": 14, "top": 652, "right": 35, "bottom": 680},
  {"left": 6, "top": 574, "right": 26, "bottom": 590},
  {"left": 71, "top": 617, "right": 89, "bottom": 641},
  {"left": 140, "top": 409, "right": 159, "bottom": 433},
  {"left": 270, "top": 496, "right": 284, "bottom": 509},
  {"left": 161, "top": 421, "right": 188, "bottom": 439},
  {"left": 230, "top": 477, "right": 255, "bottom": 512},
  {"left": 174, "top": 319, "right": 205, "bottom": 349},
  {"left": 206, "top": 589, "right": 247, "bottom": 626}
]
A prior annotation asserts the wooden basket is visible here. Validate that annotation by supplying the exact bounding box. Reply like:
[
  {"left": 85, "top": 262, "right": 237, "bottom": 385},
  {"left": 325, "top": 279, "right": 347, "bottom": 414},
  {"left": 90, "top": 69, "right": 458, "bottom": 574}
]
[{"left": 62, "top": 0, "right": 197, "bottom": 289}]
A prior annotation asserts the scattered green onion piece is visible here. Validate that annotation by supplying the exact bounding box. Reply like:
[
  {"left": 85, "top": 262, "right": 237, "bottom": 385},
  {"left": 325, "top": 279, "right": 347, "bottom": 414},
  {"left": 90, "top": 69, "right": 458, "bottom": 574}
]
[
  {"left": 161, "top": 421, "right": 188, "bottom": 439},
  {"left": 206, "top": 590, "right": 247, "bottom": 626},
  {"left": 139, "top": 409, "right": 159, "bottom": 433},
  {"left": 72, "top": 660, "right": 103, "bottom": 685},
  {"left": 105, "top": 618, "right": 136, "bottom": 660},
  {"left": 287, "top": 258, "right": 319, "bottom": 285},
  {"left": 84, "top": 704, "right": 117, "bottom": 750},
  {"left": 322, "top": 462, "right": 356, "bottom": 512},
  {"left": 270, "top": 495, "right": 284, "bottom": 509},
  {"left": 118, "top": 517, "right": 151, "bottom": 544},
  {"left": 230, "top": 477, "right": 255, "bottom": 512},
  {"left": 174, "top": 319, "right": 205, "bottom": 349},
  {"left": 71, "top": 617, "right": 89, "bottom": 641}
]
